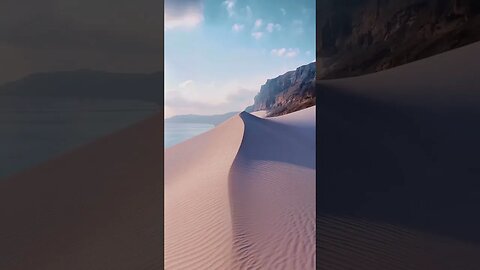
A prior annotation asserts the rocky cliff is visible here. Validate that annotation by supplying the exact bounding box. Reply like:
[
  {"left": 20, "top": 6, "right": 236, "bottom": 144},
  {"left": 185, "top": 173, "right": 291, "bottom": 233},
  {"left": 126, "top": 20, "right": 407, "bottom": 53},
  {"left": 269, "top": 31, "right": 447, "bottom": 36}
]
[
  {"left": 250, "top": 0, "right": 480, "bottom": 116},
  {"left": 250, "top": 62, "right": 316, "bottom": 116},
  {"left": 317, "top": 0, "right": 480, "bottom": 79}
]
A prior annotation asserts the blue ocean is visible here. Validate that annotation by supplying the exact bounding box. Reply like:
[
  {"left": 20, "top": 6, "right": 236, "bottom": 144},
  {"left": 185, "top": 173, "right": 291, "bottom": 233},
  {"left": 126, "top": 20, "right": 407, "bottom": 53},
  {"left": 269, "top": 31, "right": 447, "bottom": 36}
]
[{"left": 164, "top": 122, "right": 214, "bottom": 148}]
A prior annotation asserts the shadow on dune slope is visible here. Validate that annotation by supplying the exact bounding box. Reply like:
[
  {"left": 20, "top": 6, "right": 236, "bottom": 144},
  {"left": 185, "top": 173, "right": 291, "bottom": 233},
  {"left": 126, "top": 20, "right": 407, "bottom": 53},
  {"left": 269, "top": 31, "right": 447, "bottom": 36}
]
[
  {"left": 237, "top": 112, "right": 315, "bottom": 169},
  {"left": 229, "top": 110, "right": 316, "bottom": 269},
  {"left": 316, "top": 42, "right": 480, "bottom": 268},
  {"left": 317, "top": 85, "right": 480, "bottom": 241}
]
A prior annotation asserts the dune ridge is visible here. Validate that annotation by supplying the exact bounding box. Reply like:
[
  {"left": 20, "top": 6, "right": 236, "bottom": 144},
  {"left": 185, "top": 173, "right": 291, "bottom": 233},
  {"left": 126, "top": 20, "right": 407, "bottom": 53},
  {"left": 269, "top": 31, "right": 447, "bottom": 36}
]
[{"left": 165, "top": 107, "right": 316, "bottom": 269}]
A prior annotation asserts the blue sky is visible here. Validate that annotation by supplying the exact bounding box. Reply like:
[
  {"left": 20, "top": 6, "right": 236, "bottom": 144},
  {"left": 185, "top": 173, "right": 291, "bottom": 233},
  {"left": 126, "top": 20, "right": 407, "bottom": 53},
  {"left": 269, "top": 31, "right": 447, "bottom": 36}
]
[{"left": 165, "top": 0, "right": 315, "bottom": 117}]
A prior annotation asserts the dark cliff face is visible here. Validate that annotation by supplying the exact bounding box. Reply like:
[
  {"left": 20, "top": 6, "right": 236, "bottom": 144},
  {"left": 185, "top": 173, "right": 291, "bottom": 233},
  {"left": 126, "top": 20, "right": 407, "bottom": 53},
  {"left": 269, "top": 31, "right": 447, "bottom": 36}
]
[
  {"left": 251, "top": 62, "right": 316, "bottom": 116},
  {"left": 250, "top": 0, "right": 480, "bottom": 116},
  {"left": 317, "top": 0, "right": 480, "bottom": 79}
]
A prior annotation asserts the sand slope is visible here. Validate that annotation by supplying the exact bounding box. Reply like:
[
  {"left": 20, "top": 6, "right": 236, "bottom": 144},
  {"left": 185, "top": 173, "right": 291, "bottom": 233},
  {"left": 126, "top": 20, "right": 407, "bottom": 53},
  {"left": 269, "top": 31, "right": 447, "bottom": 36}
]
[
  {"left": 164, "top": 115, "right": 244, "bottom": 269},
  {"left": 317, "top": 41, "right": 480, "bottom": 268},
  {"left": 230, "top": 107, "right": 316, "bottom": 269},
  {"left": 0, "top": 114, "right": 163, "bottom": 270},
  {"left": 165, "top": 107, "right": 316, "bottom": 269}
]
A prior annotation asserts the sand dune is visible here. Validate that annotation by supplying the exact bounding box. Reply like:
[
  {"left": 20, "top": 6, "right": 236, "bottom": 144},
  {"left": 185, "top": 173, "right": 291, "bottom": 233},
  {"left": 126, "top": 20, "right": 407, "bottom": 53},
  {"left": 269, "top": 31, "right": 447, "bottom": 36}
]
[
  {"left": 165, "top": 106, "right": 315, "bottom": 269},
  {"left": 317, "top": 41, "right": 480, "bottom": 268},
  {"left": 164, "top": 115, "right": 244, "bottom": 269},
  {"left": 230, "top": 107, "right": 316, "bottom": 269},
  {"left": 0, "top": 114, "right": 163, "bottom": 270}
]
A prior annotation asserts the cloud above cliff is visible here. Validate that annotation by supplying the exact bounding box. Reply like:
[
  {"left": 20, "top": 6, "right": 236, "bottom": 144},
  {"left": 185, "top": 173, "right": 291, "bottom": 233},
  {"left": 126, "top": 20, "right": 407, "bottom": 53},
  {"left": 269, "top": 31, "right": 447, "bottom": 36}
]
[
  {"left": 232, "top": 23, "right": 245, "bottom": 32},
  {"left": 165, "top": 85, "right": 257, "bottom": 117},
  {"left": 165, "top": 0, "right": 204, "bottom": 30},
  {"left": 266, "top": 23, "right": 282, "bottom": 32},
  {"left": 271, "top": 48, "right": 300, "bottom": 58},
  {"left": 222, "top": 0, "right": 236, "bottom": 17},
  {"left": 254, "top": 19, "right": 263, "bottom": 29},
  {"left": 251, "top": 32, "right": 264, "bottom": 40}
]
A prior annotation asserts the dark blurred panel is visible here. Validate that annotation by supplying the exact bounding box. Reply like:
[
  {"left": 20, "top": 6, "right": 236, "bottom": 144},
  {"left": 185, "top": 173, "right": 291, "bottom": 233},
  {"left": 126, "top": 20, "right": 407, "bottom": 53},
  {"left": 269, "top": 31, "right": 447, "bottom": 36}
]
[
  {"left": 0, "top": 0, "right": 163, "bottom": 177},
  {"left": 0, "top": 0, "right": 162, "bottom": 83},
  {"left": 0, "top": 0, "right": 163, "bottom": 269},
  {"left": 316, "top": 0, "right": 480, "bottom": 269}
]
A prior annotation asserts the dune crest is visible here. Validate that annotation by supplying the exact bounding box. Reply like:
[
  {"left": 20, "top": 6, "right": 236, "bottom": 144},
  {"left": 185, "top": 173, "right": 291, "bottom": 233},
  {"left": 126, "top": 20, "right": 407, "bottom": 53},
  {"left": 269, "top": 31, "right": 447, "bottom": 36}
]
[{"left": 165, "top": 106, "right": 316, "bottom": 269}]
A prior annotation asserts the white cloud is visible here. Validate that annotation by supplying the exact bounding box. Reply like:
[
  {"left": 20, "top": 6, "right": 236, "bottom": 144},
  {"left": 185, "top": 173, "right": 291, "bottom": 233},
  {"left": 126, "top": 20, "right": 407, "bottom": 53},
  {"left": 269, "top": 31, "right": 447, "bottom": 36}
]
[
  {"left": 280, "top": 8, "right": 286, "bottom": 16},
  {"left": 165, "top": 8, "right": 203, "bottom": 30},
  {"left": 232, "top": 23, "right": 244, "bottom": 32},
  {"left": 266, "top": 23, "right": 281, "bottom": 33},
  {"left": 251, "top": 32, "right": 263, "bottom": 40},
  {"left": 266, "top": 23, "right": 273, "bottom": 32},
  {"left": 271, "top": 48, "right": 286, "bottom": 57},
  {"left": 271, "top": 48, "right": 300, "bottom": 58},
  {"left": 223, "top": 0, "right": 236, "bottom": 17},
  {"left": 165, "top": 81, "right": 258, "bottom": 117},
  {"left": 179, "top": 80, "right": 194, "bottom": 88},
  {"left": 285, "top": 48, "right": 300, "bottom": 58},
  {"left": 254, "top": 19, "right": 263, "bottom": 29}
]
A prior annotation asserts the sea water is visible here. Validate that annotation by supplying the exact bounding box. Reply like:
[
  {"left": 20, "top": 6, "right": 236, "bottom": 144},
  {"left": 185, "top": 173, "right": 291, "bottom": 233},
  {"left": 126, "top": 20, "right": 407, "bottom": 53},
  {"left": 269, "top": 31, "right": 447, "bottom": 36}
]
[
  {"left": 164, "top": 122, "right": 214, "bottom": 148},
  {"left": 0, "top": 96, "right": 159, "bottom": 179}
]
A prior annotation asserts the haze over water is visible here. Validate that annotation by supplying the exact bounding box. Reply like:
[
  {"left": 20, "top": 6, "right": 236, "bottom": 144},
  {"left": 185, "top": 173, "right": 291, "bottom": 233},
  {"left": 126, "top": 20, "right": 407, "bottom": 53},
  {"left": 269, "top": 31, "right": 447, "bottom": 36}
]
[
  {"left": 0, "top": 96, "right": 159, "bottom": 178},
  {"left": 165, "top": 122, "right": 214, "bottom": 148}
]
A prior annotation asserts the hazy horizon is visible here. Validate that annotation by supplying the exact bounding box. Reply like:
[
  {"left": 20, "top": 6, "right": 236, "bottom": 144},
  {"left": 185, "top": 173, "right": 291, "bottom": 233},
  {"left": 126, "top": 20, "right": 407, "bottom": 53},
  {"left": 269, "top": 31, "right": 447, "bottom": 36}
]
[{"left": 165, "top": 0, "right": 315, "bottom": 118}]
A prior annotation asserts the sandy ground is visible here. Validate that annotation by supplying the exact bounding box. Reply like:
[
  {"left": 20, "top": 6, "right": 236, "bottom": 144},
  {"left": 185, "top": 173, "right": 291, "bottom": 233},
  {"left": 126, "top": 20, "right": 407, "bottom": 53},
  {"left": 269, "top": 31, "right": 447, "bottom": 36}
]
[
  {"left": 317, "top": 41, "right": 480, "bottom": 268},
  {"left": 165, "top": 106, "right": 315, "bottom": 269},
  {"left": 0, "top": 113, "right": 163, "bottom": 270}
]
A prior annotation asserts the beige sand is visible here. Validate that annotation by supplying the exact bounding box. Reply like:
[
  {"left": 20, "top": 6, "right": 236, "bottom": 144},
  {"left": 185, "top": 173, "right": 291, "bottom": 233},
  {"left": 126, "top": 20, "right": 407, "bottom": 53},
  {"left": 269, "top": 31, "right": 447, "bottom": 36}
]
[
  {"left": 165, "top": 106, "right": 316, "bottom": 269},
  {"left": 0, "top": 114, "right": 163, "bottom": 270},
  {"left": 164, "top": 115, "right": 245, "bottom": 269}
]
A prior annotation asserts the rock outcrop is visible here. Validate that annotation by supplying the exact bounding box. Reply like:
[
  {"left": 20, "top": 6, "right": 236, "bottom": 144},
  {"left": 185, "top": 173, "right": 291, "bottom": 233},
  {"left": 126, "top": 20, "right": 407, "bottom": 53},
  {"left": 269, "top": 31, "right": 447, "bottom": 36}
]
[
  {"left": 249, "top": 0, "right": 480, "bottom": 116},
  {"left": 317, "top": 0, "right": 480, "bottom": 79},
  {"left": 251, "top": 62, "right": 316, "bottom": 116}
]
